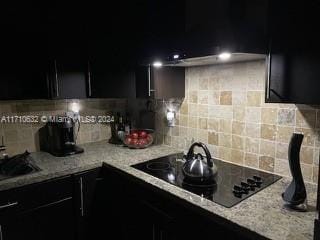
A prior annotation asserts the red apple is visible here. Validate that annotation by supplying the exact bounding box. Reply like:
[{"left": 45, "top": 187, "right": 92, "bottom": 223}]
[
  {"left": 139, "top": 131, "right": 147, "bottom": 138},
  {"left": 140, "top": 138, "right": 148, "bottom": 145},
  {"left": 126, "top": 137, "right": 133, "bottom": 145},
  {"left": 131, "top": 132, "right": 139, "bottom": 139},
  {"left": 137, "top": 138, "right": 147, "bottom": 146}
]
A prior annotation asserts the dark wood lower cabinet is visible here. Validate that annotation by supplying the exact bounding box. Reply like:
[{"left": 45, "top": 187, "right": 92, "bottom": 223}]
[
  {"left": 73, "top": 168, "right": 101, "bottom": 240},
  {"left": 1, "top": 198, "right": 75, "bottom": 240},
  {"left": 4, "top": 164, "right": 310, "bottom": 240},
  {"left": 96, "top": 164, "right": 249, "bottom": 240},
  {"left": 315, "top": 219, "right": 319, "bottom": 240},
  {"left": 0, "top": 175, "right": 76, "bottom": 240}
]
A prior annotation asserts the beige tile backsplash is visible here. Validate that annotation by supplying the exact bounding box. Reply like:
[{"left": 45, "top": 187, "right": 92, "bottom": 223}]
[
  {"left": 0, "top": 99, "right": 126, "bottom": 156},
  {"left": 1, "top": 60, "right": 319, "bottom": 184},
  {"left": 155, "top": 60, "right": 320, "bottom": 183}
]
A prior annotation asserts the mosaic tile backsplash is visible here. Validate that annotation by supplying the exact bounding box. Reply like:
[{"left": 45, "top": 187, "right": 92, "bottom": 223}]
[
  {"left": 155, "top": 60, "right": 320, "bottom": 183},
  {"left": 0, "top": 99, "right": 126, "bottom": 156}
]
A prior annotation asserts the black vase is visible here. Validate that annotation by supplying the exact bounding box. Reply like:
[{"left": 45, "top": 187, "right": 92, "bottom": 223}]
[{"left": 282, "top": 133, "right": 307, "bottom": 211}]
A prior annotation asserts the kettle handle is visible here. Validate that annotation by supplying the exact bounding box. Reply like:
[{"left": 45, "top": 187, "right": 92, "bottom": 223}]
[{"left": 186, "top": 142, "right": 213, "bottom": 167}]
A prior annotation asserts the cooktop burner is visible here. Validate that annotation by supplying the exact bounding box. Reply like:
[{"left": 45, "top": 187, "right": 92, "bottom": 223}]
[
  {"left": 132, "top": 153, "right": 281, "bottom": 208},
  {"left": 146, "top": 162, "right": 171, "bottom": 171}
]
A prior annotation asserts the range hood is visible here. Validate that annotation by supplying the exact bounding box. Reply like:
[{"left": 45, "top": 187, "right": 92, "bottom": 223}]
[{"left": 164, "top": 53, "right": 266, "bottom": 67}]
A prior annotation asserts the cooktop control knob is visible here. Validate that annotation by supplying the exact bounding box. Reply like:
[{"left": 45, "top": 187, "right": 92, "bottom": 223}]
[
  {"left": 233, "top": 185, "right": 243, "bottom": 198},
  {"left": 240, "top": 182, "right": 250, "bottom": 193},
  {"left": 253, "top": 175, "right": 263, "bottom": 187},
  {"left": 246, "top": 178, "right": 256, "bottom": 190}
]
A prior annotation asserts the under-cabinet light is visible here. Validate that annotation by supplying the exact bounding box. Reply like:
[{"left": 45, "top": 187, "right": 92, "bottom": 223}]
[
  {"left": 218, "top": 52, "right": 231, "bottom": 60},
  {"left": 153, "top": 61, "right": 163, "bottom": 68}
]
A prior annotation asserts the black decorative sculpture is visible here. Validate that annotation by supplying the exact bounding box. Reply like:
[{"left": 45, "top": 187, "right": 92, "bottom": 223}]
[{"left": 282, "top": 133, "right": 307, "bottom": 211}]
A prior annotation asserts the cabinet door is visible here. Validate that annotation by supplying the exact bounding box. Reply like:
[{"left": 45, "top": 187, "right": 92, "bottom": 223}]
[
  {"left": 0, "top": 198, "right": 75, "bottom": 240},
  {"left": 139, "top": 0, "right": 186, "bottom": 62},
  {"left": 73, "top": 168, "right": 100, "bottom": 240},
  {"left": 185, "top": 0, "right": 268, "bottom": 57},
  {"left": 47, "top": 59, "right": 88, "bottom": 99},
  {"left": 97, "top": 165, "right": 176, "bottom": 240},
  {"left": 88, "top": 61, "right": 136, "bottom": 98},
  {"left": 86, "top": 2, "right": 139, "bottom": 99},
  {"left": 131, "top": 199, "right": 177, "bottom": 240},
  {"left": 0, "top": 176, "right": 75, "bottom": 240},
  {"left": 0, "top": 2, "right": 48, "bottom": 100},
  {"left": 315, "top": 219, "right": 320, "bottom": 240},
  {"left": 100, "top": 165, "right": 249, "bottom": 240},
  {"left": 47, "top": 1, "right": 88, "bottom": 99},
  {"left": 136, "top": 66, "right": 185, "bottom": 99},
  {"left": 96, "top": 166, "right": 155, "bottom": 240},
  {"left": 153, "top": 67, "right": 185, "bottom": 99},
  {"left": 266, "top": 0, "right": 320, "bottom": 104}
]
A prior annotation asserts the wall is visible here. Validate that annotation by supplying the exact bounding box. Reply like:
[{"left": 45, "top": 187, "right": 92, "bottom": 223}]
[
  {"left": 0, "top": 99, "right": 126, "bottom": 156},
  {"left": 155, "top": 60, "right": 320, "bottom": 183}
]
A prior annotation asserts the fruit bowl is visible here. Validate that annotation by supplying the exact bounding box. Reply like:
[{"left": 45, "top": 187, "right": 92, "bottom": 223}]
[{"left": 124, "top": 129, "right": 154, "bottom": 149}]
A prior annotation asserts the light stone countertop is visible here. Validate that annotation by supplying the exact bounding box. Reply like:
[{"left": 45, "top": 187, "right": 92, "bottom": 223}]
[{"left": 0, "top": 140, "right": 318, "bottom": 240}]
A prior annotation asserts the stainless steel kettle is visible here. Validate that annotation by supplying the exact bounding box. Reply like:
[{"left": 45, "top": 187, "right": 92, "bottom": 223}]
[{"left": 182, "top": 142, "right": 217, "bottom": 184}]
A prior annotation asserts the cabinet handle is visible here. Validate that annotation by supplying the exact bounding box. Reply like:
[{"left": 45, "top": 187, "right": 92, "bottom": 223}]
[
  {"left": 152, "top": 224, "right": 155, "bottom": 240},
  {"left": 46, "top": 72, "right": 51, "bottom": 98},
  {"left": 0, "top": 225, "right": 3, "bottom": 240},
  {"left": 0, "top": 201, "right": 18, "bottom": 210},
  {"left": 88, "top": 62, "right": 92, "bottom": 97},
  {"left": 266, "top": 52, "right": 271, "bottom": 100},
  {"left": 148, "top": 65, "right": 151, "bottom": 97},
  {"left": 0, "top": 224, "right": 3, "bottom": 240},
  {"left": 54, "top": 60, "right": 59, "bottom": 98},
  {"left": 79, "top": 177, "right": 84, "bottom": 217},
  {"left": 148, "top": 65, "right": 156, "bottom": 97}
]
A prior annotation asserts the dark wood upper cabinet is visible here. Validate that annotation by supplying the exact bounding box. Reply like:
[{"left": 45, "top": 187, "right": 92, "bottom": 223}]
[
  {"left": 137, "top": 0, "right": 186, "bottom": 63},
  {"left": 46, "top": 1, "right": 89, "bottom": 99},
  {"left": 47, "top": 59, "right": 88, "bottom": 99},
  {"left": 0, "top": 2, "right": 89, "bottom": 100},
  {"left": 0, "top": 2, "right": 48, "bottom": 100},
  {"left": 266, "top": 0, "right": 320, "bottom": 104},
  {"left": 85, "top": 2, "right": 141, "bottom": 99},
  {"left": 88, "top": 62, "right": 136, "bottom": 98},
  {"left": 185, "top": 0, "right": 268, "bottom": 57},
  {"left": 138, "top": 0, "right": 269, "bottom": 62},
  {"left": 136, "top": 66, "right": 185, "bottom": 99}
]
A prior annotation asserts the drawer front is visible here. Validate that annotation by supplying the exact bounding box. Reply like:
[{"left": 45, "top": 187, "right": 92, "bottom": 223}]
[{"left": 0, "top": 176, "right": 73, "bottom": 219}]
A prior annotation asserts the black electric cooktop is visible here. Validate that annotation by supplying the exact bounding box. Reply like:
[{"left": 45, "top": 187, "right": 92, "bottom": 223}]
[{"left": 132, "top": 154, "right": 281, "bottom": 208}]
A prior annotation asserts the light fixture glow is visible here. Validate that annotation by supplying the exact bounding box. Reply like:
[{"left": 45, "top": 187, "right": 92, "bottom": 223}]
[
  {"left": 153, "top": 61, "right": 163, "bottom": 68},
  {"left": 166, "top": 111, "right": 175, "bottom": 121},
  {"left": 166, "top": 110, "right": 175, "bottom": 127},
  {"left": 70, "top": 102, "right": 80, "bottom": 113},
  {"left": 218, "top": 52, "right": 231, "bottom": 60},
  {"left": 173, "top": 54, "right": 179, "bottom": 59}
]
